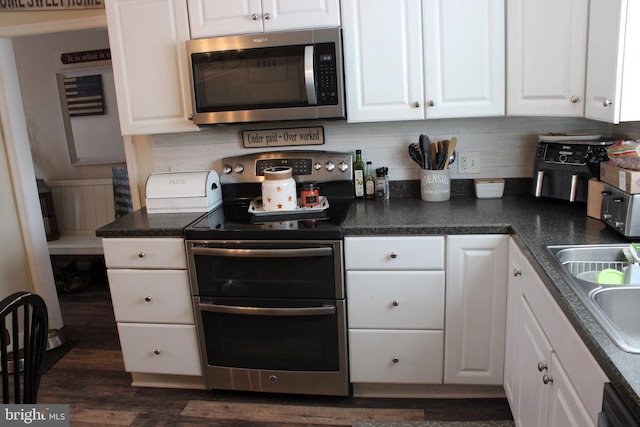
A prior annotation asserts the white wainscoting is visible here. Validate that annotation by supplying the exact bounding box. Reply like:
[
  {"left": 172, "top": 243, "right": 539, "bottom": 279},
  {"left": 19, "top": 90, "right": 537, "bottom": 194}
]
[
  {"left": 46, "top": 179, "right": 114, "bottom": 255},
  {"left": 151, "top": 117, "right": 614, "bottom": 181}
]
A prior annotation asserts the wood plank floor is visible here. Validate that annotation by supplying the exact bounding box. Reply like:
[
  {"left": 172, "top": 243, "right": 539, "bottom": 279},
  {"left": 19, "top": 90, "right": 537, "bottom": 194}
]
[{"left": 39, "top": 278, "right": 513, "bottom": 426}]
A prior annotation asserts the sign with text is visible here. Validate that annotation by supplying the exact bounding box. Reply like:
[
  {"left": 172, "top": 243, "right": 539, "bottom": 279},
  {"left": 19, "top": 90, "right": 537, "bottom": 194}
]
[
  {"left": 242, "top": 127, "right": 324, "bottom": 148},
  {"left": 0, "top": 0, "right": 104, "bottom": 11},
  {"left": 61, "top": 49, "right": 110, "bottom": 65}
]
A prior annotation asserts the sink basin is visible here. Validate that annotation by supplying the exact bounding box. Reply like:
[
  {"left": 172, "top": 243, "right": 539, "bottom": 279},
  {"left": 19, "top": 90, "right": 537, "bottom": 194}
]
[{"left": 545, "top": 244, "right": 639, "bottom": 353}]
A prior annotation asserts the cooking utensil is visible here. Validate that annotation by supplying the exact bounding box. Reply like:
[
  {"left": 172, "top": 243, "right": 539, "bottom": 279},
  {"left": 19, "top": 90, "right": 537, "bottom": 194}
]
[
  {"left": 444, "top": 137, "right": 457, "bottom": 170},
  {"left": 419, "top": 134, "right": 430, "bottom": 169},
  {"left": 436, "top": 140, "right": 448, "bottom": 170},
  {"left": 408, "top": 143, "right": 424, "bottom": 169}
]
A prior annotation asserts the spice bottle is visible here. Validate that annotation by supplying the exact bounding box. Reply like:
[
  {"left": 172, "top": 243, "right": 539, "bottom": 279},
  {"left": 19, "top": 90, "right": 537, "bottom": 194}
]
[
  {"left": 353, "top": 150, "right": 365, "bottom": 199},
  {"left": 364, "top": 161, "right": 376, "bottom": 200},
  {"left": 375, "top": 168, "right": 386, "bottom": 200}
]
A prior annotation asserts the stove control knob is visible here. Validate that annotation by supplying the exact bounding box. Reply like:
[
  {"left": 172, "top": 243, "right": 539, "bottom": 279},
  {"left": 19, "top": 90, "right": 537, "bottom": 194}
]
[
  {"left": 615, "top": 221, "right": 625, "bottom": 230},
  {"left": 222, "top": 164, "right": 233, "bottom": 174},
  {"left": 338, "top": 161, "right": 349, "bottom": 172},
  {"left": 325, "top": 161, "right": 335, "bottom": 171},
  {"left": 234, "top": 163, "right": 245, "bottom": 174},
  {"left": 314, "top": 162, "right": 323, "bottom": 171}
]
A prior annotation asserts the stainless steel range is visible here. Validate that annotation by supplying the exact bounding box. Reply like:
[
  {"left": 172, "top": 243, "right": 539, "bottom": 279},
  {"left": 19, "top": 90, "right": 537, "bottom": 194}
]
[{"left": 185, "top": 150, "right": 353, "bottom": 396}]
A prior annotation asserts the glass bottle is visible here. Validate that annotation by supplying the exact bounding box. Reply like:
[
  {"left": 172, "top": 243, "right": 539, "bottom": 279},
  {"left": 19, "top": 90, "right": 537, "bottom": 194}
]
[
  {"left": 353, "top": 149, "right": 365, "bottom": 198},
  {"left": 364, "top": 161, "right": 376, "bottom": 200}
]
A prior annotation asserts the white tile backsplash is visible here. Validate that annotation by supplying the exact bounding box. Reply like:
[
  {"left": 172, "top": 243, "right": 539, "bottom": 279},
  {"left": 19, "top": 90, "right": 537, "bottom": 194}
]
[{"left": 152, "top": 116, "right": 625, "bottom": 180}]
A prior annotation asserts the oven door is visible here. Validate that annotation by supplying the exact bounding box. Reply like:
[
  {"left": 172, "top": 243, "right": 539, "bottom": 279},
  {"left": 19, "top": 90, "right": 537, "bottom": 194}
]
[
  {"left": 193, "top": 296, "right": 349, "bottom": 396},
  {"left": 187, "top": 240, "right": 344, "bottom": 299}
]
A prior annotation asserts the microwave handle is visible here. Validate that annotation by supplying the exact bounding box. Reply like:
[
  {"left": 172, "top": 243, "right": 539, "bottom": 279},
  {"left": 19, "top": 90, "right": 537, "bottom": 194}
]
[{"left": 304, "top": 45, "right": 318, "bottom": 105}]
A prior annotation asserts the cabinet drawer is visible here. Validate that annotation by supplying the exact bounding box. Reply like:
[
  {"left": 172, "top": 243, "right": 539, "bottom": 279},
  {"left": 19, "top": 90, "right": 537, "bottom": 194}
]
[
  {"left": 349, "top": 330, "right": 443, "bottom": 384},
  {"left": 347, "top": 271, "right": 444, "bottom": 329},
  {"left": 103, "top": 237, "right": 187, "bottom": 269},
  {"left": 108, "top": 270, "right": 194, "bottom": 324},
  {"left": 345, "top": 236, "right": 444, "bottom": 270},
  {"left": 117, "top": 323, "right": 202, "bottom": 376}
]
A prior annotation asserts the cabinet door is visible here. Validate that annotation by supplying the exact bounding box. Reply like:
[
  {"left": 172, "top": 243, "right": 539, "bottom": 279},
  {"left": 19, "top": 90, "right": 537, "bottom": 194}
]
[
  {"left": 105, "top": 0, "right": 197, "bottom": 135},
  {"left": 423, "top": 0, "right": 504, "bottom": 118},
  {"left": 187, "top": 0, "right": 264, "bottom": 38},
  {"left": 547, "top": 353, "right": 595, "bottom": 427},
  {"left": 341, "top": 0, "right": 425, "bottom": 122},
  {"left": 444, "top": 235, "right": 508, "bottom": 385},
  {"left": 262, "top": 0, "right": 341, "bottom": 32},
  {"left": 506, "top": 0, "right": 588, "bottom": 116}
]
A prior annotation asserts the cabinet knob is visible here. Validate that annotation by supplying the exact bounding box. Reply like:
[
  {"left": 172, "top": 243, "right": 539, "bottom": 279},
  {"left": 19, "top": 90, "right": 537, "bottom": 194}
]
[
  {"left": 187, "top": 114, "right": 193, "bottom": 121},
  {"left": 390, "top": 252, "right": 398, "bottom": 259},
  {"left": 138, "top": 251, "right": 146, "bottom": 258},
  {"left": 144, "top": 296, "right": 152, "bottom": 303},
  {"left": 392, "top": 357, "right": 399, "bottom": 363},
  {"left": 392, "top": 299, "right": 399, "bottom": 307},
  {"left": 513, "top": 268, "right": 521, "bottom": 277},
  {"left": 603, "top": 98, "right": 612, "bottom": 107},
  {"left": 154, "top": 349, "right": 161, "bottom": 355},
  {"left": 414, "top": 101, "right": 421, "bottom": 108},
  {"left": 251, "top": 13, "right": 259, "bottom": 20},
  {"left": 427, "top": 100, "right": 435, "bottom": 107},
  {"left": 537, "top": 362, "right": 547, "bottom": 372},
  {"left": 542, "top": 374, "right": 553, "bottom": 385},
  {"left": 570, "top": 96, "right": 578, "bottom": 103},
  {"left": 264, "top": 12, "right": 272, "bottom": 20}
]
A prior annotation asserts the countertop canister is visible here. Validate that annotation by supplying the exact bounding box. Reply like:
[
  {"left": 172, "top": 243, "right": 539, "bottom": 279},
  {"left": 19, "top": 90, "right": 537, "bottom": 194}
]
[{"left": 261, "top": 167, "right": 297, "bottom": 211}]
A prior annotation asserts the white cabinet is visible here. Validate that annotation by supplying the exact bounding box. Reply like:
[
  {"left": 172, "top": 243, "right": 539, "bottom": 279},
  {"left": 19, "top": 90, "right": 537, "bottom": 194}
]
[
  {"left": 105, "top": 0, "right": 198, "bottom": 135},
  {"left": 444, "top": 235, "right": 508, "bottom": 385},
  {"left": 187, "top": 0, "right": 341, "bottom": 39},
  {"left": 506, "top": 0, "right": 589, "bottom": 116},
  {"left": 341, "top": 0, "right": 425, "bottom": 122},
  {"left": 345, "top": 236, "right": 445, "bottom": 388},
  {"left": 584, "top": 0, "right": 640, "bottom": 123},
  {"left": 504, "top": 238, "right": 608, "bottom": 427},
  {"left": 423, "top": 0, "right": 505, "bottom": 118},
  {"left": 102, "top": 237, "right": 203, "bottom": 387}
]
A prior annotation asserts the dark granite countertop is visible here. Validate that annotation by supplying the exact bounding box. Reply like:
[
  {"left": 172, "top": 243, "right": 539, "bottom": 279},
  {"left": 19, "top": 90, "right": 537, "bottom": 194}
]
[
  {"left": 94, "top": 190, "right": 640, "bottom": 418},
  {"left": 343, "top": 194, "right": 640, "bottom": 420}
]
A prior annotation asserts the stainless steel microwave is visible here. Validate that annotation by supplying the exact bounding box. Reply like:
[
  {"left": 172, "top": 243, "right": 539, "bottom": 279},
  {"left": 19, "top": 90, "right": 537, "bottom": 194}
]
[{"left": 186, "top": 28, "right": 346, "bottom": 126}]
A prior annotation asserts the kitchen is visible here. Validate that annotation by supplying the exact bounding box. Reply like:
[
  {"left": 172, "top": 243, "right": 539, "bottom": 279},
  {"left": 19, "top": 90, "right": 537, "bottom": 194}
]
[{"left": 2, "top": 0, "right": 640, "bottom": 426}]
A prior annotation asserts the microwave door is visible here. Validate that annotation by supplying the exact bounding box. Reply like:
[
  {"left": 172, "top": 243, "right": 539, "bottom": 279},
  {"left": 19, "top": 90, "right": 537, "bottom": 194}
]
[{"left": 304, "top": 45, "right": 318, "bottom": 105}]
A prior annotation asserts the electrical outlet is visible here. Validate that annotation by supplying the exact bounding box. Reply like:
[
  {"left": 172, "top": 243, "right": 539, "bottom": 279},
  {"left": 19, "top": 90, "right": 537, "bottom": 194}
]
[{"left": 457, "top": 152, "right": 480, "bottom": 174}]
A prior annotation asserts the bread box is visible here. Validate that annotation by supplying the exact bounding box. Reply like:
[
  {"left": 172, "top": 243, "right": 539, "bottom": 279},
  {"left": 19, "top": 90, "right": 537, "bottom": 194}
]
[{"left": 145, "top": 170, "right": 222, "bottom": 214}]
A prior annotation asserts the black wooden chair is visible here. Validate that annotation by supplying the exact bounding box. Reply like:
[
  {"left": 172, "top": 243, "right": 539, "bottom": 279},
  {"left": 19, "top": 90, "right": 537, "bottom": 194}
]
[{"left": 0, "top": 291, "right": 48, "bottom": 403}]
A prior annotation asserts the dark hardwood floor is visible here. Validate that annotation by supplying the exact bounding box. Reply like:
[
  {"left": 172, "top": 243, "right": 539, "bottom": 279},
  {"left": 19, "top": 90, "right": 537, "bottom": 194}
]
[{"left": 40, "top": 273, "right": 513, "bottom": 426}]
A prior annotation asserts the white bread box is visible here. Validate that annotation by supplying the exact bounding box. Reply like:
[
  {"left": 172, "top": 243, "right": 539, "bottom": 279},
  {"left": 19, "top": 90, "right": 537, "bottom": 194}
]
[{"left": 145, "top": 170, "right": 222, "bottom": 214}]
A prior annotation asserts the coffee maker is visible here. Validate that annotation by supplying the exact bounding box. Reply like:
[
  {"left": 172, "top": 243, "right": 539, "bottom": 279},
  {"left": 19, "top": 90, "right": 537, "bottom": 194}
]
[{"left": 532, "top": 136, "right": 613, "bottom": 202}]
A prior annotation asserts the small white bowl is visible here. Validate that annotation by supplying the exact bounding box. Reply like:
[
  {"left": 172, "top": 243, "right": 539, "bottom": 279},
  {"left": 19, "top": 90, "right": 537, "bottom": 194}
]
[{"left": 474, "top": 178, "right": 505, "bottom": 199}]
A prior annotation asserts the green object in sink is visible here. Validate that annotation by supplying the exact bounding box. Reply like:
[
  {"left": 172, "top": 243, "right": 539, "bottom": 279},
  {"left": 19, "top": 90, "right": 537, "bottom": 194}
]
[{"left": 597, "top": 268, "right": 624, "bottom": 285}]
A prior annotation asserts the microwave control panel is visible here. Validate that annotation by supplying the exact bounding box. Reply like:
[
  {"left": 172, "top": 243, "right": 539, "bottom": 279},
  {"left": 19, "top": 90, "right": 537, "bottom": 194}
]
[{"left": 316, "top": 43, "right": 338, "bottom": 105}]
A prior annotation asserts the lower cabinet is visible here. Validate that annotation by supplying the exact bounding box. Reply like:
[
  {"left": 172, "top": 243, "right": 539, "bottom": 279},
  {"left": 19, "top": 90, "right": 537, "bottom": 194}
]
[
  {"left": 504, "top": 238, "right": 608, "bottom": 426},
  {"left": 102, "top": 237, "right": 203, "bottom": 388}
]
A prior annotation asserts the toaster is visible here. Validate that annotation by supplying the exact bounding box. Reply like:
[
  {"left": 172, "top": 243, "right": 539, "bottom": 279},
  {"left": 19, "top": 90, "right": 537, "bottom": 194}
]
[{"left": 601, "top": 183, "right": 640, "bottom": 238}]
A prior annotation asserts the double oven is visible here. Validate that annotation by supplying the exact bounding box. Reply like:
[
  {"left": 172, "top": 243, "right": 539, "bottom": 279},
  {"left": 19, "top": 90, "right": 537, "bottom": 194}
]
[{"left": 185, "top": 151, "right": 354, "bottom": 396}]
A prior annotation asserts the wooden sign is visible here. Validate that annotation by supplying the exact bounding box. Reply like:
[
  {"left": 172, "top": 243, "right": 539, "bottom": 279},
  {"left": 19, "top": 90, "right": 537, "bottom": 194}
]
[
  {"left": 0, "top": 0, "right": 104, "bottom": 12},
  {"left": 243, "top": 126, "right": 325, "bottom": 148}
]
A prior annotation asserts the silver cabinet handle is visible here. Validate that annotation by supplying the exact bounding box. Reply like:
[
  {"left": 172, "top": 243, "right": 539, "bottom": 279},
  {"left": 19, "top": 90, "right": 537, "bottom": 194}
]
[
  {"left": 537, "top": 362, "right": 547, "bottom": 372},
  {"left": 264, "top": 12, "right": 272, "bottom": 20},
  {"left": 144, "top": 296, "right": 152, "bottom": 302},
  {"left": 390, "top": 252, "right": 398, "bottom": 259},
  {"left": 603, "top": 98, "right": 612, "bottom": 107},
  {"left": 392, "top": 357, "right": 399, "bottom": 363},
  {"left": 428, "top": 100, "right": 435, "bottom": 107},
  {"left": 154, "top": 349, "right": 161, "bottom": 355},
  {"left": 542, "top": 374, "right": 553, "bottom": 385},
  {"left": 251, "top": 13, "right": 259, "bottom": 20},
  {"left": 138, "top": 251, "right": 145, "bottom": 258},
  {"left": 513, "top": 269, "right": 522, "bottom": 277},
  {"left": 392, "top": 300, "right": 399, "bottom": 307},
  {"left": 414, "top": 101, "right": 421, "bottom": 108},
  {"left": 570, "top": 96, "right": 578, "bottom": 103}
]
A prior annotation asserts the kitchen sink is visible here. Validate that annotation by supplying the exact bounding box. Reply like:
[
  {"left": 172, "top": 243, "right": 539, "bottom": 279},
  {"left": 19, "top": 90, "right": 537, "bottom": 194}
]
[{"left": 545, "top": 244, "right": 639, "bottom": 353}]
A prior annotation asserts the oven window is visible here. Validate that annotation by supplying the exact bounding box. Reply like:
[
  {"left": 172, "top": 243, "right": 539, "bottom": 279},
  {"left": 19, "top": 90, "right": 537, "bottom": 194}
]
[
  {"left": 199, "top": 298, "right": 340, "bottom": 371},
  {"left": 192, "top": 46, "right": 307, "bottom": 112},
  {"left": 191, "top": 244, "right": 339, "bottom": 299}
]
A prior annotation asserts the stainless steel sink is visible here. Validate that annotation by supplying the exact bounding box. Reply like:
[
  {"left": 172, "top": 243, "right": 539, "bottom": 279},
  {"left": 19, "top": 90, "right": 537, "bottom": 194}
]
[{"left": 545, "top": 244, "right": 639, "bottom": 353}]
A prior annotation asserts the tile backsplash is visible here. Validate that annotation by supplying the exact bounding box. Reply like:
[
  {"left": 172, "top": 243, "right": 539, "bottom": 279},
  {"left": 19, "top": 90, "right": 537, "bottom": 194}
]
[{"left": 152, "top": 116, "right": 634, "bottom": 181}]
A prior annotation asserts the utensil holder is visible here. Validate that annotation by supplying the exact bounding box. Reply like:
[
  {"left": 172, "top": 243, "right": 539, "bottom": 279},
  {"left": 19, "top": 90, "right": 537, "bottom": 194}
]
[{"left": 421, "top": 169, "right": 450, "bottom": 202}]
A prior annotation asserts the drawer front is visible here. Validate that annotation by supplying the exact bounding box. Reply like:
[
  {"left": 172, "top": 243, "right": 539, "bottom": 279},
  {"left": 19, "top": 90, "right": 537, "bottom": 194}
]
[
  {"left": 108, "top": 270, "right": 194, "bottom": 324},
  {"left": 347, "top": 271, "right": 444, "bottom": 329},
  {"left": 102, "top": 237, "right": 187, "bottom": 269},
  {"left": 349, "top": 330, "right": 443, "bottom": 384},
  {"left": 117, "top": 323, "right": 202, "bottom": 376},
  {"left": 345, "top": 236, "right": 444, "bottom": 270}
]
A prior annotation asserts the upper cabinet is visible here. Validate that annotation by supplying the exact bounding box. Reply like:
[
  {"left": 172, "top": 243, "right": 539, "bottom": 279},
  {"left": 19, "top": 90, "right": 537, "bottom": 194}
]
[
  {"left": 341, "top": 0, "right": 425, "bottom": 122},
  {"left": 584, "top": 0, "right": 640, "bottom": 123},
  {"left": 105, "top": 0, "right": 198, "bottom": 135},
  {"left": 506, "top": 0, "right": 589, "bottom": 116},
  {"left": 342, "top": 0, "right": 504, "bottom": 123},
  {"left": 424, "top": 0, "right": 505, "bottom": 118},
  {"left": 187, "top": 0, "right": 341, "bottom": 39}
]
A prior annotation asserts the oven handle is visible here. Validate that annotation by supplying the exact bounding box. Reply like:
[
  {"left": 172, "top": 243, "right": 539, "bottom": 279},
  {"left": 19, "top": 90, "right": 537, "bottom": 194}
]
[
  {"left": 199, "top": 303, "right": 336, "bottom": 317},
  {"left": 191, "top": 246, "right": 333, "bottom": 258}
]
